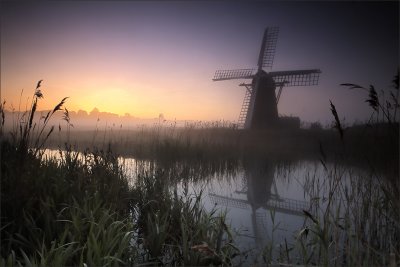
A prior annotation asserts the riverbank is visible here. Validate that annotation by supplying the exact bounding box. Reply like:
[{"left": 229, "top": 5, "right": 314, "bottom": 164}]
[{"left": 1, "top": 83, "right": 398, "bottom": 265}]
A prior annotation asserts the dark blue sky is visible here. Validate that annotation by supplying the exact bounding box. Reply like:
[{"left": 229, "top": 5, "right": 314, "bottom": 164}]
[{"left": 1, "top": 1, "right": 398, "bottom": 123}]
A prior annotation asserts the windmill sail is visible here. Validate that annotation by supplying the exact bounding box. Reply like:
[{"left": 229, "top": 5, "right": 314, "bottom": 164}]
[
  {"left": 238, "top": 83, "right": 255, "bottom": 129},
  {"left": 213, "top": 69, "right": 255, "bottom": 81},
  {"left": 257, "top": 27, "right": 279, "bottom": 70},
  {"left": 270, "top": 69, "right": 321, "bottom": 87},
  {"left": 209, "top": 193, "right": 309, "bottom": 217}
]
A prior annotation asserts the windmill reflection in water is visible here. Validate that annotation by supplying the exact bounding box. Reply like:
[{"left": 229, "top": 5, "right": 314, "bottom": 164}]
[{"left": 209, "top": 160, "right": 310, "bottom": 247}]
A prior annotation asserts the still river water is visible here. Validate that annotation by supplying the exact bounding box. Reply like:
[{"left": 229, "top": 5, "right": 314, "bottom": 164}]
[
  {"left": 44, "top": 149, "right": 375, "bottom": 261},
  {"left": 120, "top": 154, "right": 368, "bottom": 261}
]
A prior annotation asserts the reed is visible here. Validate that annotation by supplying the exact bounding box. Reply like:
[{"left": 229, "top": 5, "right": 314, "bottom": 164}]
[
  {"left": 0, "top": 81, "right": 240, "bottom": 266},
  {"left": 1, "top": 73, "right": 398, "bottom": 266},
  {"left": 255, "top": 72, "right": 399, "bottom": 266}
]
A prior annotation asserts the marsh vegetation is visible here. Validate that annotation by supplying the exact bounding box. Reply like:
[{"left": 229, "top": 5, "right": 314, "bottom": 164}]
[{"left": 1, "top": 75, "right": 399, "bottom": 266}]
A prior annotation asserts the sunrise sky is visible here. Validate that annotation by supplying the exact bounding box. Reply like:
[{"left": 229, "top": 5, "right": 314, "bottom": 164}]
[{"left": 1, "top": 1, "right": 398, "bottom": 123}]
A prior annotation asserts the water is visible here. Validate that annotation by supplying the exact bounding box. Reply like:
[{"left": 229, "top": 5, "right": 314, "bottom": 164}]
[
  {"left": 207, "top": 165, "right": 308, "bottom": 249},
  {"left": 118, "top": 155, "right": 370, "bottom": 261},
  {"left": 41, "top": 148, "right": 385, "bottom": 263},
  {"left": 176, "top": 160, "right": 327, "bottom": 260}
]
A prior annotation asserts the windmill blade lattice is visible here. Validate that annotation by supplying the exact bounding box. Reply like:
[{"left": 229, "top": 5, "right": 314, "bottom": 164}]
[
  {"left": 238, "top": 83, "right": 254, "bottom": 129},
  {"left": 270, "top": 69, "right": 321, "bottom": 87},
  {"left": 209, "top": 193, "right": 249, "bottom": 209},
  {"left": 213, "top": 69, "right": 255, "bottom": 81},
  {"left": 258, "top": 27, "right": 279, "bottom": 69},
  {"left": 209, "top": 193, "right": 310, "bottom": 217}
]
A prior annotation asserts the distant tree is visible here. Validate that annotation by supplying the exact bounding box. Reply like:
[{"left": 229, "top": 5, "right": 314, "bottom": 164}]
[
  {"left": 158, "top": 113, "right": 166, "bottom": 123},
  {"left": 77, "top": 109, "right": 88, "bottom": 117},
  {"left": 90, "top": 107, "right": 100, "bottom": 116},
  {"left": 310, "top": 121, "right": 323, "bottom": 130},
  {"left": 68, "top": 110, "right": 77, "bottom": 117},
  {"left": 101, "top": 111, "right": 119, "bottom": 119}
]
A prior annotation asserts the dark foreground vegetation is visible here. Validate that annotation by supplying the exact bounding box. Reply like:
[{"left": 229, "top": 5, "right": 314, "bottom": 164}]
[
  {"left": 1, "top": 74, "right": 399, "bottom": 266},
  {"left": 0, "top": 83, "right": 239, "bottom": 266}
]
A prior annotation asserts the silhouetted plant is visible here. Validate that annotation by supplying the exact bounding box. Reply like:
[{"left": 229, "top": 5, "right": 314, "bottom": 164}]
[
  {"left": 4, "top": 80, "right": 69, "bottom": 161},
  {"left": 0, "top": 100, "right": 5, "bottom": 136},
  {"left": 1, "top": 81, "right": 240, "bottom": 265},
  {"left": 329, "top": 100, "right": 344, "bottom": 140},
  {"left": 341, "top": 71, "right": 400, "bottom": 124}
]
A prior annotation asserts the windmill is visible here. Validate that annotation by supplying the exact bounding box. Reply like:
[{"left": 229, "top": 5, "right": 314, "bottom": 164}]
[
  {"left": 212, "top": 27, "right": 321, "bottom": 129},
  {"left": 209, "top": 160, "right": 310, "bottom": 246}
]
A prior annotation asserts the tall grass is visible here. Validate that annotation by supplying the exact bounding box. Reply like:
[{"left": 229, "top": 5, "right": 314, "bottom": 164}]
[
  {"left": 1, "top": 82, "right": 133, "bottom": 265},
  {"left": 132, "top": 174, "right": 240, "bottom": 265},
  {"left": 0, "top": 81, "right": 239, "bottom": 266},
  {"left": 1, "top": 72, "right": 398, "bottom": 266},
  {"left": 255, "top": 72, "right": 399, "bottom": 266},
  {"left": 290, "top": 163, "right": 400, "bottom": 266}
]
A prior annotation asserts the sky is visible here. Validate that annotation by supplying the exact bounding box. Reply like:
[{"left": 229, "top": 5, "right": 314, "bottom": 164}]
[{"left": 1, "top": 1, "right": 398, "bottom": 124}]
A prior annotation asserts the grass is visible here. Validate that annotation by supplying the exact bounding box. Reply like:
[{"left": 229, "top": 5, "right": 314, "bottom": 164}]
[
  {"left": 132, "top": 176, "right": 240, "bottom": 265},
  {"left": 37, "top": 119, "right": 398, "bottom": 183},
  {"left": 0, "top": 73, "right": 398, "bottom": 266},
  {"left": 254, "top": 72, "right": 399, "bottom": 266},
  {"left": 0, "top": 82, "right": 239, "bottom": 266},
  {"left": 291, "top": 163, "right": 400, "bottom": 266}
]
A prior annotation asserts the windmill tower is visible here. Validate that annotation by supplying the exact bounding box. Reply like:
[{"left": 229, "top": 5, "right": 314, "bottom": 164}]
[{"left": 212, "top": 27, "right": 321, "bottom": 129}]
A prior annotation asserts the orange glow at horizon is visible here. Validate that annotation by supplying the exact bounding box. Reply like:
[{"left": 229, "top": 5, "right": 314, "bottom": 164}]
[{"left": 1, "top": 74, "right": 234, "bottom": 121}]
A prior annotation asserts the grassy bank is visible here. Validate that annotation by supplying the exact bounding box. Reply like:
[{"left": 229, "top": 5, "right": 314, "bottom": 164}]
[
  {"left": 0, "top": 85, "right": 239, "bottom": 266},
  {"left": 1, "top": 77, "right": 398, "bottom": 266},
  {"left": 41, "top": 121, "right": 398, "bottom": 177}
]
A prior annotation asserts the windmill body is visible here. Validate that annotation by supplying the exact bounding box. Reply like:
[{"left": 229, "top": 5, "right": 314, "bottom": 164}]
[
  {"left": 213, "top": 27, "right": 321, "bottom": 130},
  {"left": 249, "top": 71, "right": 279, "bottom": 129}
]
